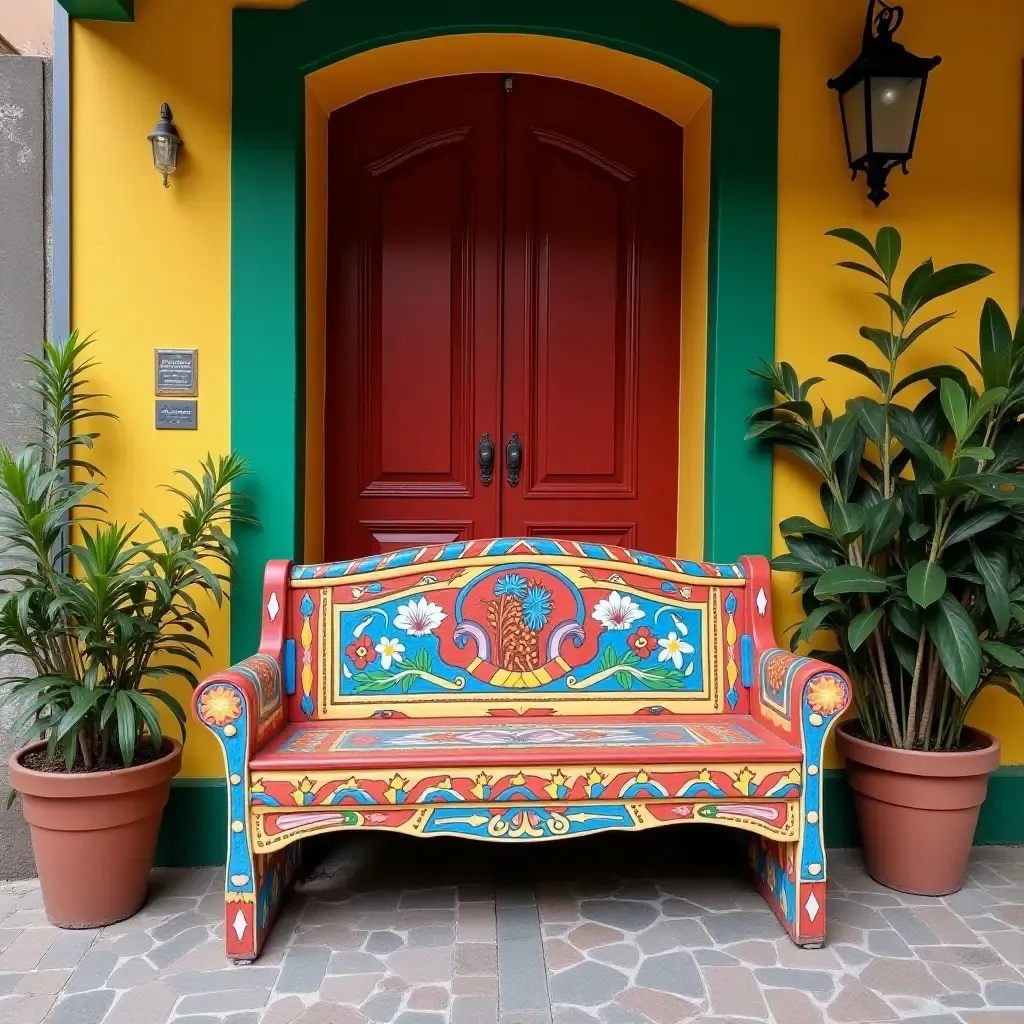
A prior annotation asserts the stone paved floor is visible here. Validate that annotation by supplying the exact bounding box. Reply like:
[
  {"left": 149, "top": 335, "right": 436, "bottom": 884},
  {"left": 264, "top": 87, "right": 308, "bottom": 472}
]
[{"left": 0, "top": 831, "right": 1023, "bottom": 1023}]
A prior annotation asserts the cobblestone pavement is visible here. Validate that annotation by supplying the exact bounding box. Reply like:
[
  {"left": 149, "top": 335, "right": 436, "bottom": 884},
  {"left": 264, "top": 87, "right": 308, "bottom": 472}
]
[{"left": 0, "top": 830, "right": 1022, "bottom": 1023}]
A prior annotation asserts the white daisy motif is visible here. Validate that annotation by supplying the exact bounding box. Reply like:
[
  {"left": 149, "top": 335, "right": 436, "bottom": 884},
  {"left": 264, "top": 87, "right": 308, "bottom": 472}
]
[
  {"left": 374, "top": 636, "right": 405, "bottom": 671},
  {"left": 394, "top": 596, "right": 447, "bottom": 637},
  {"left": 657, "top": 631, "right": 695, "bottom": 670},
  {"left": 591, "top": 591, "right": 645, "bottom": 631}
]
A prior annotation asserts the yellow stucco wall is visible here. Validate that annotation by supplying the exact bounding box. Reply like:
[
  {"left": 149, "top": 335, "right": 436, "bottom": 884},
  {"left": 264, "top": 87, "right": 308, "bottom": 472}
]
[{"left": 72, "top": 0, "right": 1024, "bottom": 776}]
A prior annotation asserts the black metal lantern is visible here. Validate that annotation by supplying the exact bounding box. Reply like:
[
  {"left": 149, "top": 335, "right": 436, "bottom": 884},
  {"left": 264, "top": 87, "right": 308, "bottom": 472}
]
[
  {"left": 828, "top": 1, "right": 940, "bottom": 205},
  {"left": 148, "top": 103, "right": 183, "bottom": 188}
]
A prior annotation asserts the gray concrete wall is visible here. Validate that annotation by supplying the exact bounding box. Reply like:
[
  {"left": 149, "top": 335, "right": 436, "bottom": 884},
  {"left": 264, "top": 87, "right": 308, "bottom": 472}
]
[{"left": 0, "top": 54, "right": 51, "bottom": 880}]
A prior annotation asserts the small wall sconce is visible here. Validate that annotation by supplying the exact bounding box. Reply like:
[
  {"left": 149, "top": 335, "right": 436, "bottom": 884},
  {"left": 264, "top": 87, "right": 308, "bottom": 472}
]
[
  {"left": 148, "top": 103, "right": 183, "bottom": 187},
  {"left": 828, "top": 1, "right": 941, "bottom": 206}
]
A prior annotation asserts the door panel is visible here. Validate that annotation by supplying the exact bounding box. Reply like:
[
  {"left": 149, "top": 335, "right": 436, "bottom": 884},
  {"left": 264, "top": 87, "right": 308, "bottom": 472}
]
[
  {"left": 326, "top": 77, "right": 503, "bottom": 559},
  {"left": 359, "top": 521, "right": 473, "bottom": 554},
  {"left": 326, "top": 75, "right": 682, "bottom": 560},
  {"left": 501, "top": 77, "right": 682, "bottom": 554}
]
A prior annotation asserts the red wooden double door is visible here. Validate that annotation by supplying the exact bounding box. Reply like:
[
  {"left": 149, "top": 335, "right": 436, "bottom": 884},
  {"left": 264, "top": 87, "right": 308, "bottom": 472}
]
[{"left": 326, "top": 74, "right": 682, "bottom": 560}]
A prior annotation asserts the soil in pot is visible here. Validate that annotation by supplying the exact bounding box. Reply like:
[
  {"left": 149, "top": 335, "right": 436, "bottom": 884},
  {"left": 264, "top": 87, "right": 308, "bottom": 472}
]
[
  {"left": 837, "top": 722, "right": 1000, "bottom": 896},
  {"left": 9, "top": 738, "right": 183, "bottom": 928}
]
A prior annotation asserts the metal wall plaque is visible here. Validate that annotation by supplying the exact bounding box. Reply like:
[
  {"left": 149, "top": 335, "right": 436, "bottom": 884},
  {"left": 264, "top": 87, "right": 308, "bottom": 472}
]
[
  {"left": 155, "top": 348, "right": 198, "bottom": 396},
  {"left": 155, "top": 400, "right": 198, "bottom": 430}
]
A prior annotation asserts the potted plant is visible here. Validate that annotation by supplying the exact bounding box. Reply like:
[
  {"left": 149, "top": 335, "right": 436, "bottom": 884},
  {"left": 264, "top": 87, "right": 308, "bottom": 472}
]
[
  {"left": 747, "top": 227, "right": 1024, "bottom": 895},
  {"left": 1, "top": 333, "right": 251, "bottom": 927}
]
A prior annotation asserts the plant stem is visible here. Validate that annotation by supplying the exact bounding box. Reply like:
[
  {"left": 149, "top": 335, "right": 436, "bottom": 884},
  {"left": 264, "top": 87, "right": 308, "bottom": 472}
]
[
  {"left": 868, "top": 624, "right": 902, "bottom": 746},
  {"left": 917, "top": 643, "right": 940, "bottom": 748},
  {"left": 904, "top": 625, "right": 928, "bottom": 747}
]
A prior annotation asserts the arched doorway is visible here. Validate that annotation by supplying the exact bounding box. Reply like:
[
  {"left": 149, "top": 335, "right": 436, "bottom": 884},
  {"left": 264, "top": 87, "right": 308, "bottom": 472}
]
[
  {"left": 229, "top": 1, "right": 780, "bottom": 660},
  {"left": 325, "top": 74, "right": 682, "bottom": 559}
]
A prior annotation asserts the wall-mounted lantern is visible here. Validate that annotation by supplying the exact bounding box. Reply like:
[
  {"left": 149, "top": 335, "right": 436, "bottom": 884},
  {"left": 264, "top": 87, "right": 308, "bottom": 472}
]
[
  {"left": 828, "top": 1, "right": 941, "bottom": 206},
  {"left": 148, "top": 103, "right": 183, "bottom": 188}
]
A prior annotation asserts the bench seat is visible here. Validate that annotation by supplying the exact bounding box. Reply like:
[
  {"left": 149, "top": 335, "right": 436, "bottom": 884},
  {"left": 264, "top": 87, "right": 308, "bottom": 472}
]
[
  {"left": 195, "top": 539, "right": 851, "bottom": 961},
  {"left": 250, "top": 716, "right": 801, "bottom": 771}
]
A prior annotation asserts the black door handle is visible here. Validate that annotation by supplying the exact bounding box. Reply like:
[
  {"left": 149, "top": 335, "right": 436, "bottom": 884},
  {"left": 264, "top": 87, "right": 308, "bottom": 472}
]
[
  {"left": 506, "top": 432, "right": 522, "bottom": 487},
  {"left": 478, "top": 432, "right": 495, "bottom": 486}
]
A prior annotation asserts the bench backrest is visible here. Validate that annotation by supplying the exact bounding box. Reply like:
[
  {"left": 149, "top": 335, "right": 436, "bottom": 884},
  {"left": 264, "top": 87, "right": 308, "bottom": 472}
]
[{"left": 281, "top": 539, "right": 769, "bottom": 721}]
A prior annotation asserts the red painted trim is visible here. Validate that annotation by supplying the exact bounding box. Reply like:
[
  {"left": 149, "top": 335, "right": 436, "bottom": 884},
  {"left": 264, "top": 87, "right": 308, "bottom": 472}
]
[{"left": 194, "top": 561, "right": 292, "bottom": 753}]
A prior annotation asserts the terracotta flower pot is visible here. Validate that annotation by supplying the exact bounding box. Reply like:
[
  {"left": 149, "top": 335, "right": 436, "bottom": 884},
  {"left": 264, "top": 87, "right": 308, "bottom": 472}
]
[
  {"left": 8, "top": 738, "right": 182, "bottom": 928},
  {"left": 836, "top": 722, "right": 1000, "bottom": 896}
]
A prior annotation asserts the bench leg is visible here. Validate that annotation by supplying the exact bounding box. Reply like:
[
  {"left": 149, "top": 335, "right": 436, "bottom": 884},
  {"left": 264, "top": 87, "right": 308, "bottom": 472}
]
[
  {"left": 750, "top": 837, "right": 827, "bottom": 947},
  {"left": 225, "top": 842, "right": 301, "bottom": 962}
]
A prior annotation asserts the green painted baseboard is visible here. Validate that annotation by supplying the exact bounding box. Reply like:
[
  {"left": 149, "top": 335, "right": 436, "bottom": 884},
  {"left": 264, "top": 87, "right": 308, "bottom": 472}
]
[
  {"left": 155, "top": 767, "right": 1024, "bottom": 867},
  {"left": 155, "top": 778, "right": 227, "bottom": 867}
]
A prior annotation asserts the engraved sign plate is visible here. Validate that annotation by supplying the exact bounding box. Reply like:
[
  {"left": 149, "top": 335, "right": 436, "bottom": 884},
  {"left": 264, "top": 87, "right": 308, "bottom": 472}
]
[
  {"left": 155, "top": 400, "right": 198, "bottom": 430},
  {"left": 155, "top": 348, "right": 198, "bottom": 396}
]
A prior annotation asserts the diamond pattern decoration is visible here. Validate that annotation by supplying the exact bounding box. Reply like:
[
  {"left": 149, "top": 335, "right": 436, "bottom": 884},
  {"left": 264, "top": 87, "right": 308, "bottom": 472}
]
[
  {"left": 267, "top": 592, "right": 280, "bottom": 621},
  {"left": 756, "top": 587, "right": 768, "bottom": 617},
  {"left": 804, "top": 890, "right": 820, "bottom": 922},
  {"left": 232, "top": 908, "right": 248, "bottom": 940}
]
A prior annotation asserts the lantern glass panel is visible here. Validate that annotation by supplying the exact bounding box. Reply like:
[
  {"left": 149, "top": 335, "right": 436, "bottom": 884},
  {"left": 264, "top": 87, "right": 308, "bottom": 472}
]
[
  {"left": 868, "top": 76, "right": 922, "bottom": 156},
  {"left": 840, "top": 80, "right": 868, "bottom": 163},
  {"left": 151, "top": 135, "right": 180, "bottom": 175}
]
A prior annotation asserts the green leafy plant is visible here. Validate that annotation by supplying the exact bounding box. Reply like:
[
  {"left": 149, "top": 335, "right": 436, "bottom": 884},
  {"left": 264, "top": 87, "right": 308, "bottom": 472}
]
[
  {"left": 748, "top": 228, "right": 1024, "bottom": 751},
  {"left": 0, "top": 333, "right": 253, "bottom": 775}
]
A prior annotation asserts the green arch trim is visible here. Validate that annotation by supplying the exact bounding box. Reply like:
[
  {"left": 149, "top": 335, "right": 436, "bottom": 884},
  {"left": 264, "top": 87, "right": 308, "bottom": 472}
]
[{"left": 230, "top": 0, "right": 779, "bottom": 659}]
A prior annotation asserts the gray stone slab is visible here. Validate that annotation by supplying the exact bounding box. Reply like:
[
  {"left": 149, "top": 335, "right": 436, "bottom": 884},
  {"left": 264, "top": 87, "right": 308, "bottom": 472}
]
[
  {"left": 553, "top": 1010, "right": 601, "bottom": 1024},
  {"left": 329, "top": 949, "right": 386, "bottom": 975},
  {"left": 177, "top": 989, "right": 272, "bottom": 1014},
  {"left": 148, "top": 925, "right": 208, "bottom": 968},
  {"left": 0, "top": 973, "right": 18, "bottom": 996},
  {"left": 693, "top": 949, "right": 739, "bottom": 966},
  {"left": 635, "top": 951, "right": 704, "bottom": 998},
  {"left": 366, "top": 930, "right": 404, "bottom": 954},
  {"left": 867, "top": 929, "right": 915, "bottom": 957},
  {"left": 578, "top": 901, "right": 657, "bottom": 932},
  {"left": 44, "top": 990, "right": 116, "bottom": 1024},
  {"left": 497, "top": 886, "right": 537, "bottom": 908},
  {"left": 754, "top": 967, "right": 836, "bottom": 994},
  {"left": 661, "top": 898, "right": 705, "bottom": 918},
  {"left": 881, "top": 908, "right": 941, "bottom": 945},
  {"left": 395, "top": 1014, "right": 449, "bottom": 1024},
  {"left": 939, "top": 993, "right": 987, "bottom": 1009},
  {"left": 497, "top": 904, "right": 549, "bottom": 1012},
  {"left": 276, "top": 943, "right": 331, "bottom": 994},
  {"left": 986, "top": 980, "right": 1024, "bottom": 1006},
  {"left": 151, "top": 909, "right": 207, "bottom": 940},
  {"left": 169, "top": 966, "right": 280, "bottom": 994},
  {"left": 363, "top": 990, "right": 403, "bottom": 1021},
  {"left": 409, "top": 924, "right": 456, "bottom": 947},
  {"left": 701, "top": 911, "right": 785, "bottom": 943},
  {"left": 892, "top": 1017, "right": 962, "bottom": 1024},
  {"left": 106, "top": 956, "right": 160, "bottom": 989},
  {"left": 62, "top": 948, "right": 117, "bottom": 993},
  {"left": 224, "top": 1015, "right": 262, "bottom": 1024},
  {"left": 548, "top": 962, "right": 628, "bottom": 1007},
  {"left": 35, "top": 930, "right": 96, "bottom": 970}
]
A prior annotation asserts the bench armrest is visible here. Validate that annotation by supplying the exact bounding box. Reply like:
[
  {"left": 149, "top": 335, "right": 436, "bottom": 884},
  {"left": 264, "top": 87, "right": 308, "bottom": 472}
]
[
  {"left": 739, "top": 555, "right": 852, "bottom": 749},
  {"left": 194, "top": 560, "right": 291, "bottom": 756}
]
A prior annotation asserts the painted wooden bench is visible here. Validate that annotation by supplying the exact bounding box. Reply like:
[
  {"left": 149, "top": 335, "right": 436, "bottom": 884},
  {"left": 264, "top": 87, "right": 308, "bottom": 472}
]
[{"left": 194, "top": 539, "right": 851, "bottom": 961}]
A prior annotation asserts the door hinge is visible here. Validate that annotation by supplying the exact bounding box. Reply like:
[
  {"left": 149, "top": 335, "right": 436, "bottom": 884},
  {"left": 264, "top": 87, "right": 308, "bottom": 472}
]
[{"left": 504, "top": 75, "right": 514, "bottom": 93}]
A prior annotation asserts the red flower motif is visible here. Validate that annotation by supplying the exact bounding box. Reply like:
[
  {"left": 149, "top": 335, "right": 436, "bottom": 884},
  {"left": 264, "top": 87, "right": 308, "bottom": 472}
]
[
  {"left": 346, "top": 635, "right": 377, "bottom": 671},
  {"left": 628, "top": 626, "right": 656, "bottom": 659}
]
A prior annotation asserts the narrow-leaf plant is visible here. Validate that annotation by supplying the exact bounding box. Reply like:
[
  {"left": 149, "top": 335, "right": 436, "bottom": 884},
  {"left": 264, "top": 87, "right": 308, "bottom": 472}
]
[
  {"left": 0, "top": 334, "right": 254, "bottom": 777},
  {"left": 748, "top": 228, "right": 1024, "bottom": 751}
]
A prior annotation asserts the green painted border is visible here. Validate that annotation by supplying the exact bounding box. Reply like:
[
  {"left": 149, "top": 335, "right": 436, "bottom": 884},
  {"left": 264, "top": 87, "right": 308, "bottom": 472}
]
[
  {"left": 155, "top": 767, "right": 1024, "bottom": 864},
  {"left": 57, "top": 0, "right": 133, "bottom": 21},
  {"left": 230, "top": 0, "right": 780, "bottom": 659},
  {"left": 155, "top": 779, "right": 226, "bottom": 867}
]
